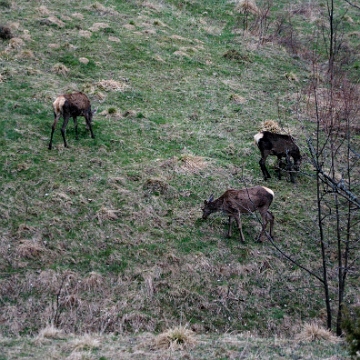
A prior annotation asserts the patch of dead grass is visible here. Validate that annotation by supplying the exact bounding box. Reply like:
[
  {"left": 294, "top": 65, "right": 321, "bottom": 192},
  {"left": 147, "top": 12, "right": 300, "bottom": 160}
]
[
  {"left": 97, "top": 79, "right": 130, "bottom": 92},
  {"left": 51, "top": 63, "right": 70, "bottom": 75},
  {"left": 46, "top": 16, "right": 65, "bottom": 28},
  {"left": 96, "top": 206, "right": 121, "bottom": 221},
  {"left": 153, "top": 326, "right": 196, "bottom": 350},
  {"left": 89, "top": 22, "right": 109, "bottom": 32},
  {"left": 258, "top": 120, "right": 281, "bottom": 133},
  {"left": 72, "top": 13, "right": 84, "bottom": 20},
  {"left": 35, "top": 324, "right": 66, "bottom": 342},
  {"left": 235, "top": 0, "right": 260, "bottom": 15},
  {"left": 177, "top": 154, "right": 207, "bottom": 174},
  {"left": 70, "top": 333, "right": 100, "bottom": 351},
  {"left": 37, "top": 5, "right": 51, "bottom": 15},
  {"left": 79, "top": 30, "right": 92, "bottom": 38},
  {"left": 295, "top": 322, "right": 340, "bottom": 343},
  {"left": 17, "top": 239, "right": 46, "bottom": 259},
  {"left": 7, "top": 37, "right": 24, "bottom": 49}
]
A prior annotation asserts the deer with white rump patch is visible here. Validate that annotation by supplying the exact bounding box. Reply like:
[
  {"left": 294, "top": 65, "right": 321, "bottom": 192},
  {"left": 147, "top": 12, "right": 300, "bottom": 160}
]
[
  {"left": 254, "top": 131, "right": 302, "bottom": 183},
  {"left": 49, "top": 92, "right": 96, "bottom": 150},
  {"left": 202, "top": 186, "right": 275, "bottom": 242}
]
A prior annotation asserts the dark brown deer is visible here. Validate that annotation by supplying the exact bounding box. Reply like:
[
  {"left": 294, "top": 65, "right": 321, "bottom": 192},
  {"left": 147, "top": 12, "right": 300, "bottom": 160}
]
[
  {"left": 48, "top": 92, "right": 96, "bottom": 150},
  {"left": 201, "top": 186, "right": 275, "bottom": 242},
  {"left": 254, "top": 131, "right": 302, "bottom": 183}
]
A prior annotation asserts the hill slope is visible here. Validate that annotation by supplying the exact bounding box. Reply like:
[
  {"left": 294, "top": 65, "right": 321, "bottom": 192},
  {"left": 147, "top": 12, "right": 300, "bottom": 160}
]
[{"left": 0, "top": 2, "right": 359, "bottom": 355}]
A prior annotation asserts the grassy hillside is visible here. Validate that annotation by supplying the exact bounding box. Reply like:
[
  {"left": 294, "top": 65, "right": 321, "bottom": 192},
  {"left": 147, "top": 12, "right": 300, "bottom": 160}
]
[{"left": 1, "top": 0, "right": 359, "bottom": 357}]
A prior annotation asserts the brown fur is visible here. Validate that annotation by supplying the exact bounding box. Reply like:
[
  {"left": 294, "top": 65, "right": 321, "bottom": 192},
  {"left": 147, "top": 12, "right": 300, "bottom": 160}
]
[
  {"left": 202, "top": 186, "right": 274, "bottom": 242},
  {"left": 0, "top": 26, "right": 12, "bottom": 40},
  {"left": 254, "top": 131, "right": 302, "bottom": 183},
  {"left": 49, "top": 92, "right": 96, "bottom": 150}
]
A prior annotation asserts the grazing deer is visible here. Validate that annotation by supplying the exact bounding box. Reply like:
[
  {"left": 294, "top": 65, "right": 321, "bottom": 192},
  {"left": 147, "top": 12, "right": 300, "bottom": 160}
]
[
  {"left": 254, "top": 131, "right": 302, "bottom": 183},
  {"left": 202, "top": 186, "right": 274, "bottom": 242},
  {"left": 49, "top": 92, "right": 96, "bottom": 150}
]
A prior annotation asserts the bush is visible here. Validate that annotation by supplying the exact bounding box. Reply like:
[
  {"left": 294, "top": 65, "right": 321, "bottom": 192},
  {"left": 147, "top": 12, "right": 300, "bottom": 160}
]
[{"left": 342, "top": 306, "right": 360, "bottom": 358}]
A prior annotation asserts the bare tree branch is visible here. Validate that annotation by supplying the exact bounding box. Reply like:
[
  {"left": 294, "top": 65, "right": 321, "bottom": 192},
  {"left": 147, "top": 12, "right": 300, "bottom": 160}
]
[{"left": 343, "top": 0, "right": 360, "bottom": 10}]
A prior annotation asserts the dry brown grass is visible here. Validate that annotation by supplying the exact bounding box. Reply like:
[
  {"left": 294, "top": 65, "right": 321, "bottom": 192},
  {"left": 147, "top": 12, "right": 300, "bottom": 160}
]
[
  {"left": 7, "top": 37, "right": 24, "bottom": 49},
  {"left": 97, "top": 79, "right": 130, "bottom": 92},
  {"left": 235, "top": 0, "right": 259, "bottom": 15},
  {"left": 46, "top": 16, "right": 65, "bottom": 28},
  {"left": 89, "top": 22, "right": 109, "bottom": 32},
  {"left": 17, "top": 239, "right": 46, "bottom": 259},
  {"left": 79, "top": 30, "right": 92, "bottom": 38},
  {"left": 177, "top": 154, "right": 207, "bottom": 174},
  {"left": 258, "top": 120, "right": 282, "bottom": 133},
  {"left": 70, "top": 333, "right": 101, "bottom": 351},
  {"left": 295, "top": 323, "right": 341, "bottom": 343},
  {"left": 96, "top": 206, "right": 121, "bottom": 221},
  {"left": 35, "top": 324, "right": 66, "bottom": 343},
  {"left": 230, "top": 93, "right": 246, "bottom": 104},
  {"left": 51, "top": 63, "right": 70, "bottom": 75},
  {"left": 153, "top": 326, "right": 196, "bottom": 350}
]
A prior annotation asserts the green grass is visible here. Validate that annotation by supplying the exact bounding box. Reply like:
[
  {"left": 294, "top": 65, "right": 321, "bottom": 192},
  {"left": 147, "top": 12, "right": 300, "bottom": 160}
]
[{"left": 0, "top": 0, "right": 359, "bottom": 357}]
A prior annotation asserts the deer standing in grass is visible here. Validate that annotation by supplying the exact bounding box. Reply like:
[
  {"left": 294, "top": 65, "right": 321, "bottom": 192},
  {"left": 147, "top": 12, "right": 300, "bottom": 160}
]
[
  {"left": 254, "top": 131, "right": 302, "bottom": 183},
  {"left": 202, "top": 186, "right": 275, "bottom": 242},
  {"left": 49, "top": 92, "right": 96, "bottom": 150}
]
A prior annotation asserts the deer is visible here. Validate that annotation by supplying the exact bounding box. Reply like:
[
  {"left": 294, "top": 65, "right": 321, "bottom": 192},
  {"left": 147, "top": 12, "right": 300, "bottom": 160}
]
[
  {"left": 254, "top": 131, "right": 302, "bottom": 183},
  {"left": 201, "top": 186, "right": 275, "bottom": 243},
  {"left": 48, "top": 92, "right": 96, "bottom": 150}
]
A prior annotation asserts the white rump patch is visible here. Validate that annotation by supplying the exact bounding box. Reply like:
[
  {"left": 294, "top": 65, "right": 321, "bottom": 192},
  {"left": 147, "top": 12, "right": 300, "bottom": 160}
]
[
  {"left": 53, "top": 96, "right": 66, "bottom": 114},
  {"left": 262, "top": 186, "right": 274, "bottom": 197},
  {"left": 254, "top": 132, "right": 264, "bottom": 144}
]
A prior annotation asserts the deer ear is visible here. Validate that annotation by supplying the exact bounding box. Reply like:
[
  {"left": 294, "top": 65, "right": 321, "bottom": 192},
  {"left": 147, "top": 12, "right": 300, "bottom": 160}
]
[{"left": 208, "top": 194, "right": 214, "bottom": 202}]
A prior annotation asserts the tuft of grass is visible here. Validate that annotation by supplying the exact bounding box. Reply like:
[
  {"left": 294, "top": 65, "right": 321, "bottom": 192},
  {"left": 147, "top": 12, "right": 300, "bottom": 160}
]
[
  {"left": 153, "top": 326, "right": 196, "bottom": 350},
  {"left": 295, "top": 323, "right": 341, "bottom": 343}
]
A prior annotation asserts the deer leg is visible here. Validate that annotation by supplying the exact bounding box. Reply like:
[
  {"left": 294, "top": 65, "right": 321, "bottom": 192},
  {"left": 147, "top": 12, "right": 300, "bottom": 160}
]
[
  {"left": 227, "top": 216, "right": 233, "bottom": 238},
  {"left": 73, "top": 116, "right": 79, "bottom": 140},
  {"left": 285, "top": 154, "right": 296, "bottom": 183},
  {"left": 277, "top": 156, "right": 286, "bottom": 180},
  {"left": 85, "top": 114, "right": 95, "bottom": 139},
  {"left": 258, "top": 210, "right": 274, "bottom": 241},
  {"left": 60, "top": 115, "right": 70, "bottom": 148},
  {"left": 49, "top": 113, "right": 60, "bottom": 150},
  {"left": 233, "top": 213, "right": 245, "bottom": 243},
  {"left": 259, "top": 156, "right": 271, "bottom": 180},
  {"left": 267, "top": 211, "right": 274, "bottom": 238}
]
